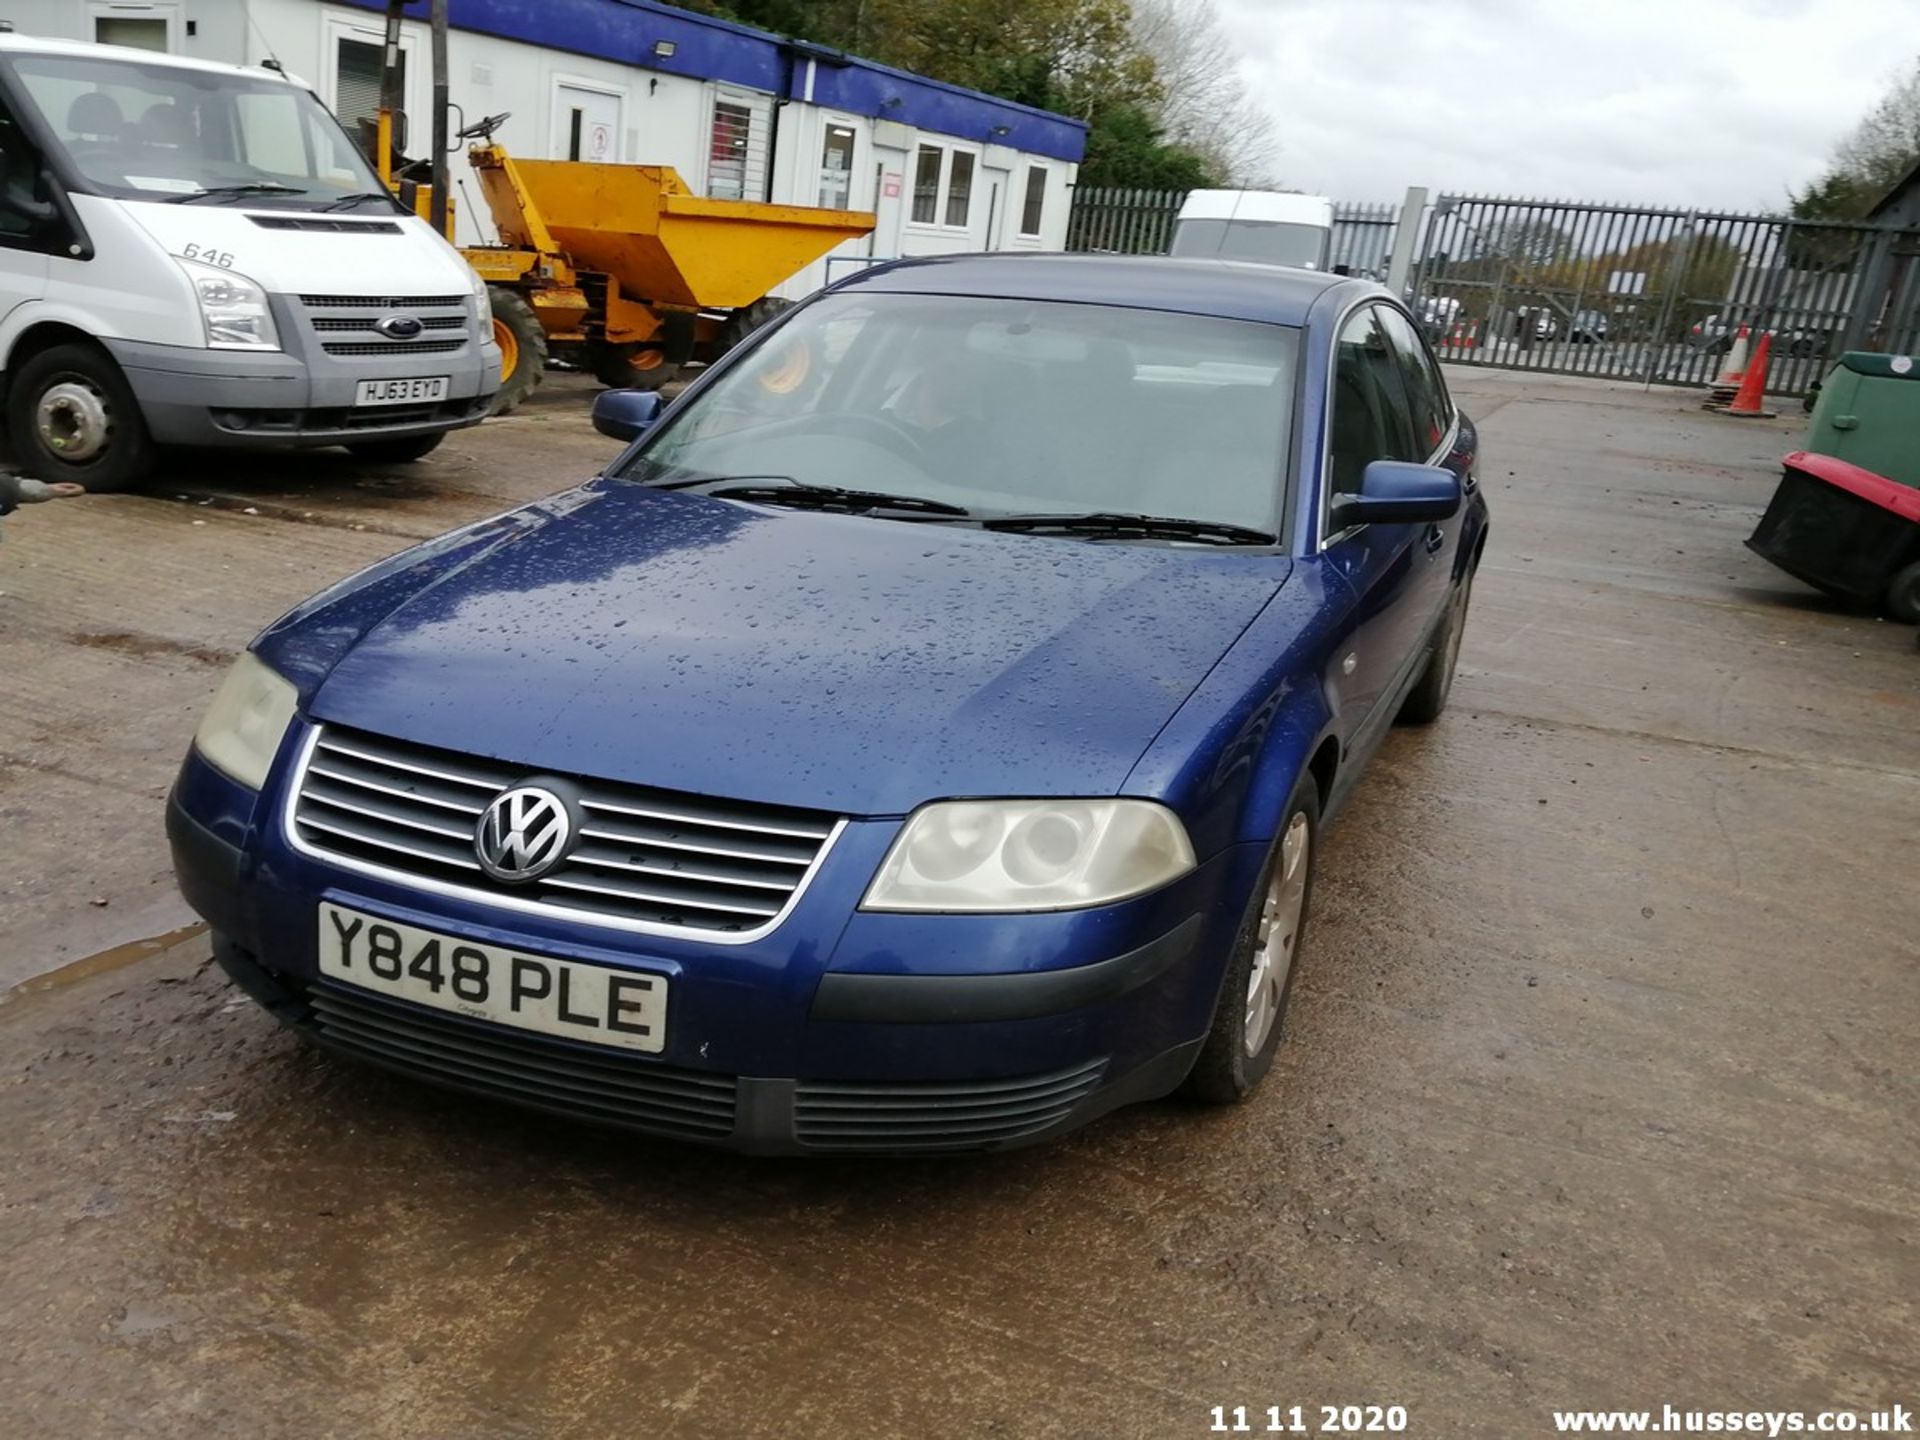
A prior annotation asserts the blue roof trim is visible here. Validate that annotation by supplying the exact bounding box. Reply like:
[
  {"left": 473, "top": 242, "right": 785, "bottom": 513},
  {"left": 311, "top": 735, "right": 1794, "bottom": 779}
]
[{"left": 337, "top": 0, "right": 1088, "bottom": 162}]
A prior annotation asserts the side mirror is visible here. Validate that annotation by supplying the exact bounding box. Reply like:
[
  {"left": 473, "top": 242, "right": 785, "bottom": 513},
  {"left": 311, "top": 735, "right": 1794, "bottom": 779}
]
[
  {"left": 1332, "top": 460, "right": 1462, "bottom": 528},
  {"left": 591, "top": 388, "right": 664, "bottom": 442}
]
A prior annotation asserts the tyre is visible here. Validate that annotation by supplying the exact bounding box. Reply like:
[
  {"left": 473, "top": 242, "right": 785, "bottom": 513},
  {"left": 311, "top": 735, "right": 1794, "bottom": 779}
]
[
  {"left": 6, "top": 341, "right": 155, "bottom": 493},
  {"left": 1887, "top": 560, "right": 1920, "bottom": 625},
  {"left": 1398, "top": 571, "right": 1473, "bottom": 725},
  {"left": 346, "top": 431, "right": 444, "bottom": 464},
  {"left": 587, "top": 341, "right": 680, "bottom": 392},
  {"left": 1183, "top": 779, "right": 1320, "bottom": 1104},
  {"left": 720, "top": 295, "right": 795, "bottom": 354},
  {"left": 487, "top": 286, "right": 547, "bottom": 416}
]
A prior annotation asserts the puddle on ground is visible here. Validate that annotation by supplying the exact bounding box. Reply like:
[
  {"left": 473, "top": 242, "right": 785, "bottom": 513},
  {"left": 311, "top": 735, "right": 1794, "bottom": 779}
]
[{"left": 0, "top": 922, "right": 206, "bottom": 1008}]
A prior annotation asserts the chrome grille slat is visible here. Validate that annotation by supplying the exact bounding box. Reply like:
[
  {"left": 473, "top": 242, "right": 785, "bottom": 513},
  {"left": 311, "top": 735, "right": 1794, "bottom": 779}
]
[
  {"left": 324, "top": 339, "right": 466, "bottom": 357},
  {"left": 298, "top": 812, "right": 484, "bottom": 870},
  {"left": 290, "top": 725, "right": 840, "bottom": 937},
  {"left": 306, "top": 762, "right": 487, "bottom": 815},
  {"left": 575, "top": 824, "right": 812, "bottom": 867},
  {"left": 541, "top": 873, "right": 782, "bottom": 918},
  {"left": 303, "top": 783, "right": 475, "bottom": 841},
  {"left": 301, "top": 293, "right": 465, "bottom": 308}
]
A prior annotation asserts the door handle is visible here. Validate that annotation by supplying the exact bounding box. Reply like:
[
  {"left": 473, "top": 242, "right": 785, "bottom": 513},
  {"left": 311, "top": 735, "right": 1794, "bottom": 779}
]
[{"left": 1424, "top": 524, "right": 1445, "bottom": 554}]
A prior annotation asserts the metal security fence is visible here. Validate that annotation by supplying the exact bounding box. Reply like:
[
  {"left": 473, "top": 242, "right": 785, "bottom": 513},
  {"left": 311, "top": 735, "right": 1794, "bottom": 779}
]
[
  {"left": 1332, "top": 201, "right": 1398, "bottom": 279},
  {"left": 1407, "top": 193, "right": 1920, "bottom": 397},
  {"left": 1065, "top": 187, "right": 1184, "bottom": 254}
]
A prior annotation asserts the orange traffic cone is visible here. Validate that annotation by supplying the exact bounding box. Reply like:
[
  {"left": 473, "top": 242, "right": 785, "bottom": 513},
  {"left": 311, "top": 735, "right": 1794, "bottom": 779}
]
[
  {"left": 1719, "top": 333, "right": 1777, "bottom": 419},
  {"left": 1712, "top": 326, "right": 1751, "bottom": 388}
]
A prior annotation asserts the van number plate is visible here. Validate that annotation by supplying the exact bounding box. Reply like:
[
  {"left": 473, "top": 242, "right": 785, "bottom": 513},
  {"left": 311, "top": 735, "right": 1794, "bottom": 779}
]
[{"left": 356, "top": 376, "right": 449, "bottom": 406}]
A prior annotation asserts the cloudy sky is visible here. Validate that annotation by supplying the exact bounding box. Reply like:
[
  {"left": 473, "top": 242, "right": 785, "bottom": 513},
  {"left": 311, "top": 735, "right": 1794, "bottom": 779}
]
[{"left": 1213, "top": 0, "right": 1916, "bottom": 210}]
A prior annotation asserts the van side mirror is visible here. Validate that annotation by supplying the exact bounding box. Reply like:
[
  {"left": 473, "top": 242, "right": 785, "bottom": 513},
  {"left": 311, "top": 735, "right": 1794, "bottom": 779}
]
[
  {"left": 1331, "top": 461, "right": 1463, "bottom": 528},
  {"left": 591, "top": 388, "right": 664, "bottom": 441}
]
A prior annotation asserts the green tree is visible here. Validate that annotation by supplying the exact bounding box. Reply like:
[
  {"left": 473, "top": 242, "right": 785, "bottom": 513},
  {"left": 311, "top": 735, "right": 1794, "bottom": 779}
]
[{"left": 1794, "top": 57, "right": 1920, "bottom": 220}]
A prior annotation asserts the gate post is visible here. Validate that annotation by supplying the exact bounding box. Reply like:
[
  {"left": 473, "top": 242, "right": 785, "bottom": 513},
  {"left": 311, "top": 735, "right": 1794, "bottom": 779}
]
[{"left": 1386, "top": 186, "right": 1427, "bottom": 297}]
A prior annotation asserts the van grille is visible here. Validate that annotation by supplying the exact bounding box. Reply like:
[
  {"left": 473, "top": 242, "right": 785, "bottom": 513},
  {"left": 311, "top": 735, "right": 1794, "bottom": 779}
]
[
  {"left": 300, "top": 293, "right": 466, "bottom": 308},
  {"left": 288, "top": 725, "right": 841, "bottom": 937},
  {"left": 321, "top": 339, "right": 467, "bottom": 357}
]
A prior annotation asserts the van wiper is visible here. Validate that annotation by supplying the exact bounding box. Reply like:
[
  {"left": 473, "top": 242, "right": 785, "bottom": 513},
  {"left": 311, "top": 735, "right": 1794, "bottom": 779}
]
[
  {"left": 319, "top": 190, "right": 402, "bottom": 213},
  {"left": 677, "top": 478, "right": 971, "bottom": 517},
  {"left": 166, "top": 182, "right": 307, "bottom": 204},
  {"left": 980, "top": 511, "right": 1276, "bottom": 546}
]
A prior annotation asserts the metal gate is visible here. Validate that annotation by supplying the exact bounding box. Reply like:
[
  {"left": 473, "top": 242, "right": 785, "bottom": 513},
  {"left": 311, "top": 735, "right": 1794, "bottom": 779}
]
[{"left": 1408, "top": 194, "right": 1920, "bottom": 396}]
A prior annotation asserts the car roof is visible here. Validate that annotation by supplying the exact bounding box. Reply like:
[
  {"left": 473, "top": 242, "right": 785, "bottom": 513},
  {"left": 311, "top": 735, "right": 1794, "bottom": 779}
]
[{"left": 836, "top": 252, "right": 1377, "bottom": 327}]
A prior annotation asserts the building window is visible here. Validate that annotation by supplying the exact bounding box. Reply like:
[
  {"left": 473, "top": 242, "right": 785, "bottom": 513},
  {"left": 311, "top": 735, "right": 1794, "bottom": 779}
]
[
  {"left": 911, "top": 144, "right": 941, "bottom": 224},
  {"left": 819, "top": 123, "right": 855, "bottom": 210},
  {"left": 944, "top": 149, "right": 973, "bottom": 228},
  {"left": 709, "top": 100, "right": 753, "bottom": 200},
  {"left": 96, "top": 16, "right": 171, "bottom": 51},
  {"left": 335, "top": 36, "right": 396, "bottom": 153},
  {"left": 1020, "top": 165, "right": 1046, "bottom": 236}
]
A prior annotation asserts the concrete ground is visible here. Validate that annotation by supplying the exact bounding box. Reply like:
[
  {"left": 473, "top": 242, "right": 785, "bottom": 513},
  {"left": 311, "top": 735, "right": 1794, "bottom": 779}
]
[{"left": 1, "top": 369, "right": 1914, "bottom": 1438}]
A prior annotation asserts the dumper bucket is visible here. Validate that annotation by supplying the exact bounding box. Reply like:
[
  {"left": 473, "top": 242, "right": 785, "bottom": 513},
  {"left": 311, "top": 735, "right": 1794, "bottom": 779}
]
[{"left": 478, "top": 154, "right": 875, "bottom": 310}]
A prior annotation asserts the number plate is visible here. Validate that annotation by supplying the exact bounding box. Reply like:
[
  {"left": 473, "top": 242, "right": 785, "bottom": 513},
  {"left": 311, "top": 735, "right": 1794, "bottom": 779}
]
[
  {"left": 317, "top": 904, "right": 667, "bottom": 1053},
  {"left": 355, "top": 376, "right": 450, "bottom": 407}
]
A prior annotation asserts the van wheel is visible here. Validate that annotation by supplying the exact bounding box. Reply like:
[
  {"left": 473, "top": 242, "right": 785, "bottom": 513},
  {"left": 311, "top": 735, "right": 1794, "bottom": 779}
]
[
  {"left": 346, "top": 432, "right": 444, "bottom": 464},
  {"left": 7, "top": 342, "right": 156, "bottom": 493},
  {"left": 488, "top": 287, "right": 547, "bottom": 416},
  {"left": 1183, "top": 779, "right": 1319, "bottom": 1104}
]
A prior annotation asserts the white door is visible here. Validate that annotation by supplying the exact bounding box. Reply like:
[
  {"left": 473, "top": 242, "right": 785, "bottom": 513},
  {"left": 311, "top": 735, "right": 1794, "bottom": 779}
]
[{"left": 553, "top": 82, "right": 623, "bottom": 164}]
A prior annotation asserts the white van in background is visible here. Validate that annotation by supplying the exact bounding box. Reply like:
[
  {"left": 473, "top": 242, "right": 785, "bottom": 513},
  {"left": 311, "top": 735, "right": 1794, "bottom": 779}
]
[
  {"left": 0, "top": 34, "right": 497, "bottom": 491},
  {"left": 1170, "top": 190, "right": 1336, "bottom": 272}
]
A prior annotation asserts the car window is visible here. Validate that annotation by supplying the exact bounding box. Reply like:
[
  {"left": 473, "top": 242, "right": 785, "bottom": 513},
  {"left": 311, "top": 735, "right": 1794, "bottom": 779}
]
[
  {"left": 1375, "top": 305, "right": 1452, "bottom": 458},
  {"left": 628, "top": 291, "right": 1302, "bottom": 534},
  {"left": 1327, "top": 306, "right": 1418, "bottom": 500}
]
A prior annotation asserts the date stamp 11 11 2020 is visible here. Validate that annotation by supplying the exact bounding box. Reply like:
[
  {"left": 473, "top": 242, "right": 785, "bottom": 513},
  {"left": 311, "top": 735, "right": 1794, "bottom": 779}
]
[{"left": 1209, "top": 1405, "right": 1410, "bottom": 1434}]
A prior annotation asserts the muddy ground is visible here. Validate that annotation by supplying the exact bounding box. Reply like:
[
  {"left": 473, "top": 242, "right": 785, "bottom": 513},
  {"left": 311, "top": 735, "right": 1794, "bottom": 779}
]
[{"left": 1, "top": 370, "right": 1915, "bottom": 1438}]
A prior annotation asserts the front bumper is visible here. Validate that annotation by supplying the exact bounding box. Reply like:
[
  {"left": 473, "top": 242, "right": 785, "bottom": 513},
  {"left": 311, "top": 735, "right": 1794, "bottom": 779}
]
[
  {"left": 167, "top": 743, "right": 1261, "bottom": 1155},
  {"left": 106, "top": 291, "right": 499, "bottom": 450}
]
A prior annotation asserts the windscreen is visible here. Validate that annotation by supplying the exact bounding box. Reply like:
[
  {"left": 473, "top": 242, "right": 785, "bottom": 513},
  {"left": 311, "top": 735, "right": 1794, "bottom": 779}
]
[
  {"left": 1171, "top": 218, "right": 1331, "bottom": 270},
  {"left": 9, "top": 51, "right": 387, "bottom": 205},
  {"left": 624, "top": 291, "right": 1301, "bottom": 535}
]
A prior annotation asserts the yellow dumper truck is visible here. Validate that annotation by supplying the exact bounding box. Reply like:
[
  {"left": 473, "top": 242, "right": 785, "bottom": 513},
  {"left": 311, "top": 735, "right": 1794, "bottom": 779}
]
[{"left": 461, "top": 133, "right": 874, "bottom": 411}]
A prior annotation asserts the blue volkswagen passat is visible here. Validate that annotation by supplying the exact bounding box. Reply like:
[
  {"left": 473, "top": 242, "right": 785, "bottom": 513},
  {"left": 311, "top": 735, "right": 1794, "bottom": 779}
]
[{"left": 168, "top": 256, "right": 1488, "bottom": 1153}]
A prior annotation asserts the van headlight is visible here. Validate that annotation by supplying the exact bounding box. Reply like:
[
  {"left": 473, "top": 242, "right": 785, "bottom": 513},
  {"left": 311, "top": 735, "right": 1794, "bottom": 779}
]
[
  {"left": 862, "top": 799, "right": 1196, "bottom": 912},
  {"left": 472, "top": 272, "right": 494, "bottom": 330},
  {"left": 193, "top": 652, "right": 298, "bottom": 790},
  {"left": 177, "top": 257, "right": 281, "bottom": 351}
]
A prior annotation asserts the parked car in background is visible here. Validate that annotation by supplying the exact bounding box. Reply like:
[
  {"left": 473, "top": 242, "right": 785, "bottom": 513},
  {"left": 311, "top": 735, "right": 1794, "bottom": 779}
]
[
  {"left": 1688, "top": 314, "right": 1735, "bottom": 353},
  {"left": 169, "top": 256, "right": 1488, "bottom": 1154},
  {"left": 1569, "top": 310, "right": 1609, "bottom": 343}
]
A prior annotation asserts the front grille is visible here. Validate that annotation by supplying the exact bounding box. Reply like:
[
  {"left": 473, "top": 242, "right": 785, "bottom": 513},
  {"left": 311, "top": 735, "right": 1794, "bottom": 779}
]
[
  {"left": 312, "top": 315, "right": 466, "bottom": 333},
  {"left": 794, "top": 1058, "right": 1108, "bottom": 1151},
  {"left": 322, "top": 339, "right": 467, "bottom": 357},
  {"left": 289, "top": 725, "right": 840, "bottom": 936},
  {"left": 301, "top": 293, "right": 466, "bottom": 308},
  {"left": 308, "top": 981, "right": 738, "bottom": 1138}
]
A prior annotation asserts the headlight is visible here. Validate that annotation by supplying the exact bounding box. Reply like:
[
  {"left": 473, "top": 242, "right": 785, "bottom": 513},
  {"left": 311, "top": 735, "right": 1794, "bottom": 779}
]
[
  {"left": 193, "top": 652, "right": 298, "bottom": 790},
  {"left": 177, "top": 257, "right": 280, "bottom": 351},
  {"left": 472, "top": 273, "right": 494, "bottom": 330},
  {"left": 863, "top": 799, "right": 1196, "bottom": 913}
]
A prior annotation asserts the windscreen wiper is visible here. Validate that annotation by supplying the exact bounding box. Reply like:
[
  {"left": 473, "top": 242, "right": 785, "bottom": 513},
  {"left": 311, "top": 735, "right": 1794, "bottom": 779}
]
[
  {"left": 672, "top": 478, "right": 972, "bottom": 517},
  {"left": 166, "top": 182, "right": 308, "bottom": 204},
  {"left": 980, "top": 511, "right": 1276, "bottom": 546},
  {"left": 319, "top": 190, "right": 401, "bottom": 213}
]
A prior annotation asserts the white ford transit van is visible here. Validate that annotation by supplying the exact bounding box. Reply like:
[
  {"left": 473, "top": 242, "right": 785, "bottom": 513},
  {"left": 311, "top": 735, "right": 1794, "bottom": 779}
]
[
  {"left": 0, "top": 34, "right": 498, "bottom": 491},
  {"left": 1170, "top": 190, "right": 1336, "bottom": 273}
]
